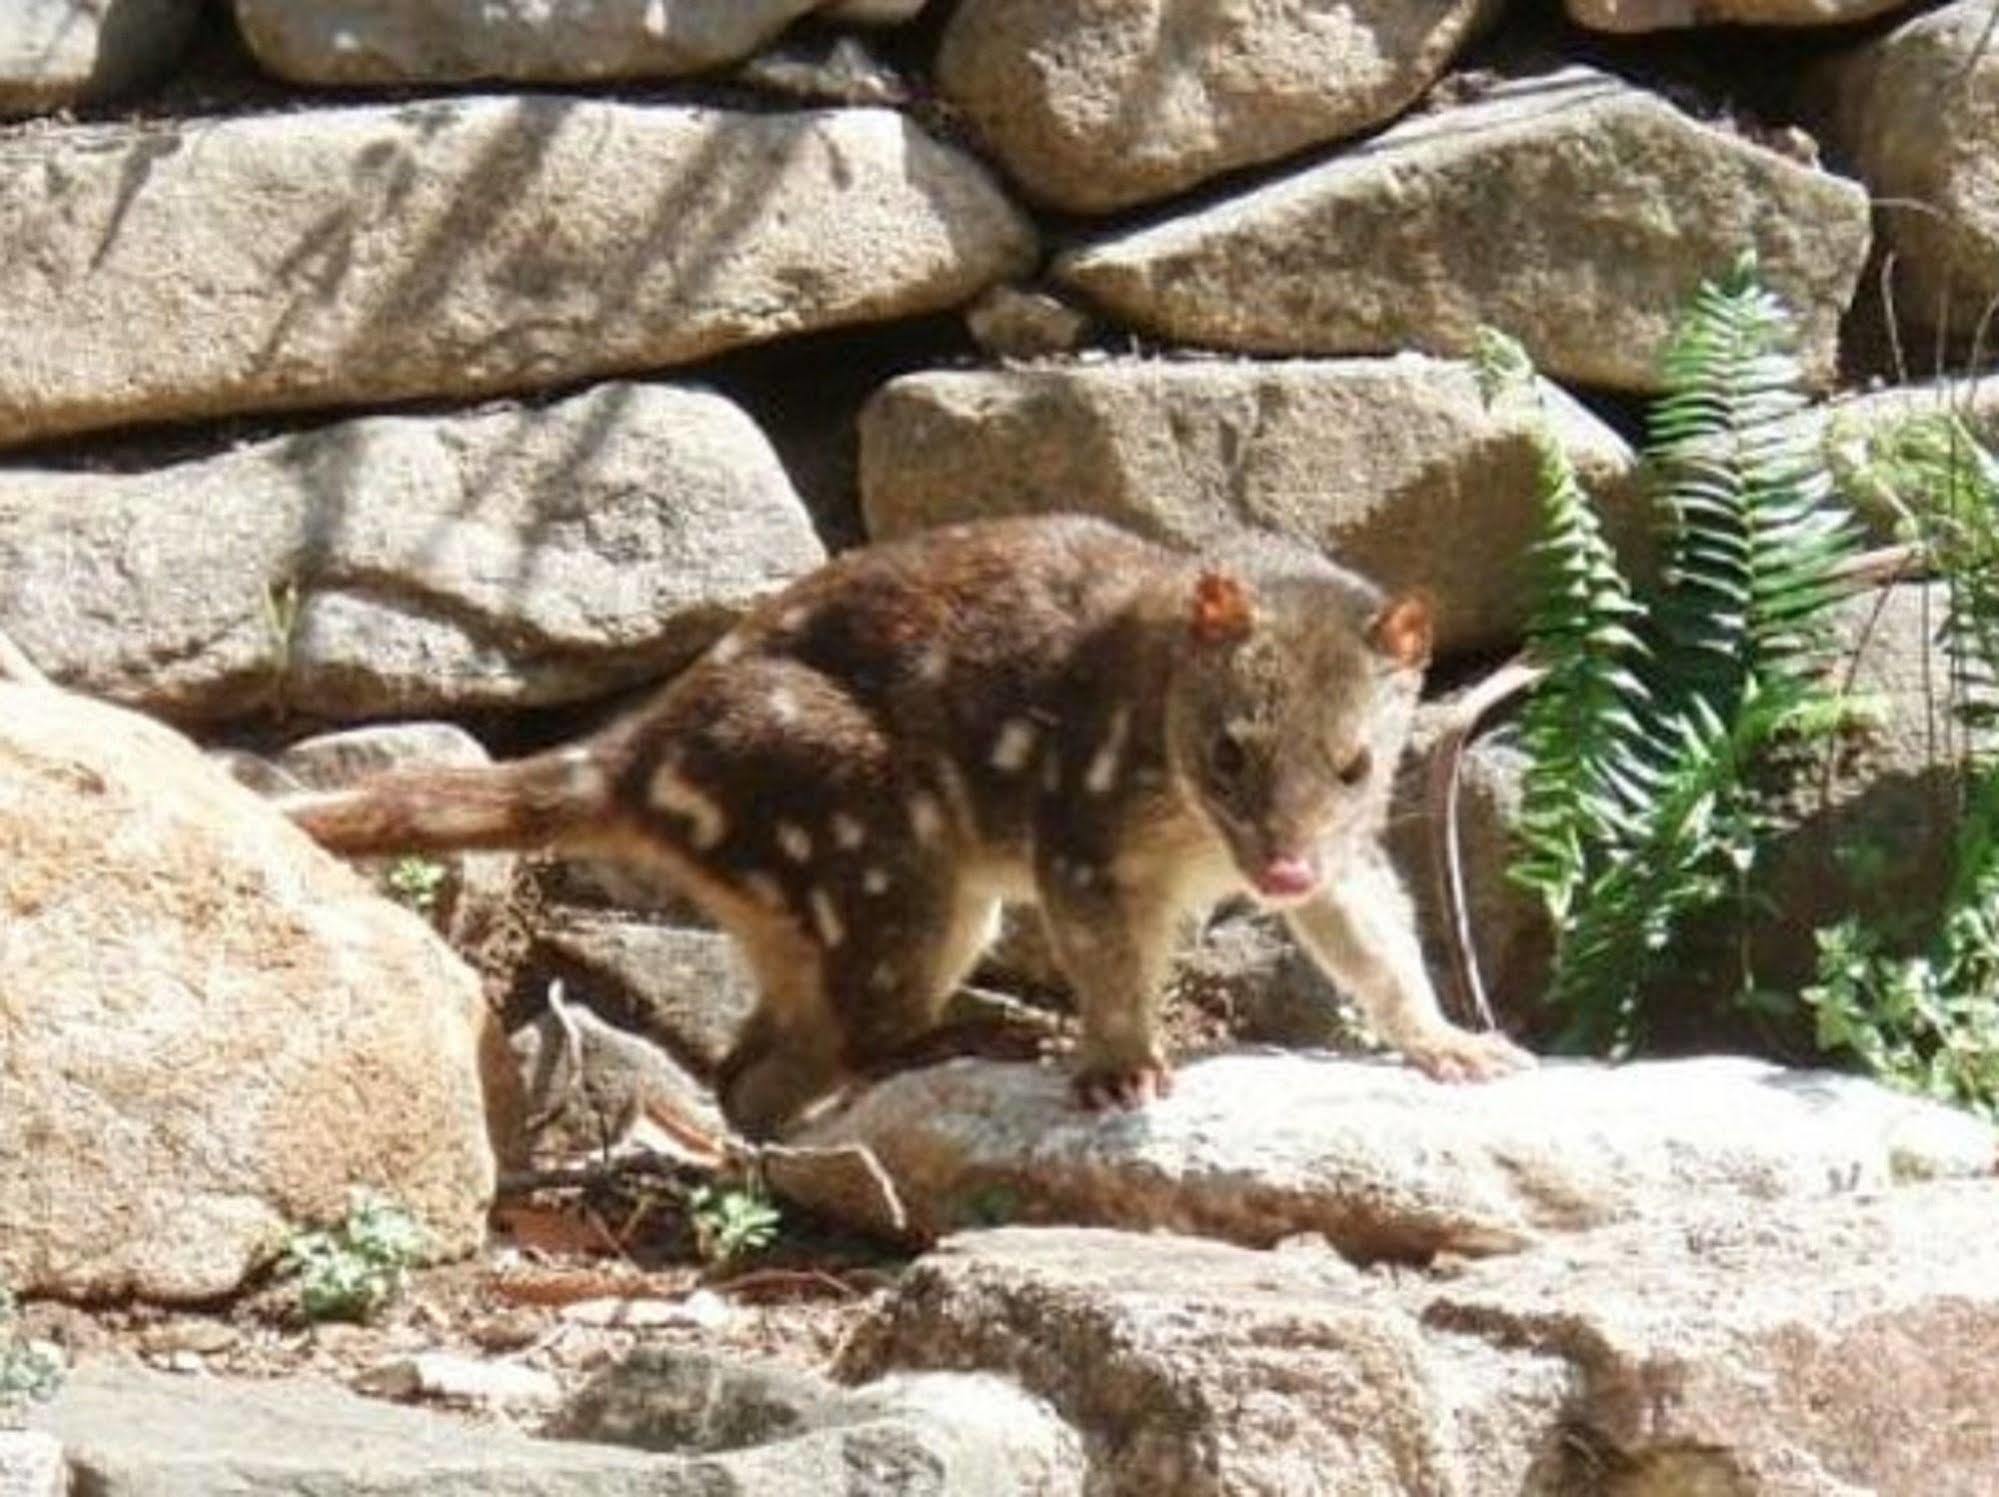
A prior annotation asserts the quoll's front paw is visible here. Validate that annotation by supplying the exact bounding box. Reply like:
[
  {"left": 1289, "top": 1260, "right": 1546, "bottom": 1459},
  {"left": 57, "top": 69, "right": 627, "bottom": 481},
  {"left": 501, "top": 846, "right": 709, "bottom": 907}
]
[
  {"left": 1071, "top": 1057, "right": 1175, "bottom": 1112},
  {"left": 1400, "top": 1026, "right": 1536, "bottom": 1084}
]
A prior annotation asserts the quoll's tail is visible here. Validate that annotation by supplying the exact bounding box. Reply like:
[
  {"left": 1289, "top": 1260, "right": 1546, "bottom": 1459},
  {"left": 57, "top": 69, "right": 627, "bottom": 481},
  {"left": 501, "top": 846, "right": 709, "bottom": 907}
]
[{"left": 280, "top": 746, "right": 616, "bottom": 857}]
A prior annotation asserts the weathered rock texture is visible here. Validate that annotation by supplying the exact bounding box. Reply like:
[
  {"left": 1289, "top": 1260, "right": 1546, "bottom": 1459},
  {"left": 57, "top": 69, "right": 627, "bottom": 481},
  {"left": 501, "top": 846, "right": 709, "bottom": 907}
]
[
  {"left": 1755, "top": 581, "right": 1984, "bottom": 988},
  {"left": 0, "top": 0, "right": 198, "bottom": 115},
  {"left": 842, "top": 1182, "right": 1999, "bottom": 1494},
  {"left": 936, "top": 0, "right": 1501, "bottom": 213},
  {"left": 841, "top": 1226, "right": 1569, "bottom": 1495},
  {"left": 551, "top": 1348, "right": 1080, "bottom": 1493},
  {"left": 0, "top": 98, "right": 1035, "bottom": 448},
  {"left": 0, "top": 382, "right": 823, "bottom": 723},
  {"left": 36, "top": 1359, "right": 1082, "bottom": 1495},
  {"left": 1569, "top": 0, "right": 1917, "bottom": 30},
  {"left": 788, "top": 1052, "right": 1993, "bottom": 1249},
  {"left": 1056, "top": 68, "right": 1871, "bottom": 391},
  {"left": 235, "top": 0, "right": 829, "bottom": 85},
  {"left": 0, "top": 1431, "right": 65, "bottom": 1497},
  {"left": 539, "top": 920, "right": 757, "bottom": 1074},
  {"left": 1815, "top": 0, "right": 1999, "bottom": 347},
  {"left": 860, "top": 355, "right": 1637, "bottom": 657},
  {"left": 1422, "top": 1181, "right": 1999, "bottom": 1494},
  {"left": 0, "top": 687, "right": 496, "bottom": 1302},
  {"left": 511, "top": 992, "right": 726, "bottom": 1160}
]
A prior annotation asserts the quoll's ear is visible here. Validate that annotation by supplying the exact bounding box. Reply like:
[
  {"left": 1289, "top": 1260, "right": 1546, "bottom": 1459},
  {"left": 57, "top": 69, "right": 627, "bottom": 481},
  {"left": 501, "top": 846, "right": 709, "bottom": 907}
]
[
  {"left": 1189, "top": 570, "right": 1256, "bottom": 646},
  {"left": 1368, "top": 591, "right": 1434, "bottom": 669}
]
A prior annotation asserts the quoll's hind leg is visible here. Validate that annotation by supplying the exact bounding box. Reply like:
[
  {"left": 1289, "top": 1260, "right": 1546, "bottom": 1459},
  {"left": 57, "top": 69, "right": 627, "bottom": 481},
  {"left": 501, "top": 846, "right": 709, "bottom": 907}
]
[
  {"left": 827, "top": 880, "right": 1005, "bottom": 1087},
  {"left": 715, "top": 941, "right": 850, "bottom": 1142}
]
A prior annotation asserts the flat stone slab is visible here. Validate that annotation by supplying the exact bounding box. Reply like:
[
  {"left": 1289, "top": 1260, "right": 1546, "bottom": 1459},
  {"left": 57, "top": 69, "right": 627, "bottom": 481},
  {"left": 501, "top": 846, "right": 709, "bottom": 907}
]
[
  {"left": 1056, "top": 67, "right": 1870, "bottom": 392},
  {"left": 35, "top": 1360, "right": 1080, "bottom": 1496},
  {"left": 859, "top": 355, "right": 1637, "bottom": 658},
  {"left": 0, "top": 382, "right": 823, "bottom": 723},
  {"left": 790, "top": 1052, "right": 1996, "bottom": 1253},
  {"left": 842, "top": 1182, "right": 1999, "bottom": 1494},
  {"left": 235, "top": 0, "right": 829, "bottom": 85},
  {"left": 0, "top": 98, "right": 1035, "bottom": 448}
]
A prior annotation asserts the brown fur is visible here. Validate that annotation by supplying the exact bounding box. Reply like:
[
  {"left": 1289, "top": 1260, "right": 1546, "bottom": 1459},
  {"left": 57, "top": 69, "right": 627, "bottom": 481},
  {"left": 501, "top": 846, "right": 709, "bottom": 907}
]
[{"left": 282, "top": 516, "right": 1530, "bottom": 1137}]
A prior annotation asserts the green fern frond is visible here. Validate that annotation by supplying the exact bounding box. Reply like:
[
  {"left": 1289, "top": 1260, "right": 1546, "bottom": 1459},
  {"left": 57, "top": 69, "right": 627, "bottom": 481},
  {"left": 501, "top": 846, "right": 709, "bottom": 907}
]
[
  {"left": 1646, "top": 254, "right": 1862, "bottom": 715},
  {"left": 1552, "top": 680, "right": 1813, "bottom": 1052},
  {"left": 1476, "top": 328, "right": 1657, "bottom": 922}
]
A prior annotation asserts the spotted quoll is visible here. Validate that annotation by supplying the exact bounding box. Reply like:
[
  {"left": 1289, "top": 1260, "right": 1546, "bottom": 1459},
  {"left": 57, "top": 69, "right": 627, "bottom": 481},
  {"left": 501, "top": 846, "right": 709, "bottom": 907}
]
[{"left": 284, "top": 515, "right": 1531, "bottom": 1137}]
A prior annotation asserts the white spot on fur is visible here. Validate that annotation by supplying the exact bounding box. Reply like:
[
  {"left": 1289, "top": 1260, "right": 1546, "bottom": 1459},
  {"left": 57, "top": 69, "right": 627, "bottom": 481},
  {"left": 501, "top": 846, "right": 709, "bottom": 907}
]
[
  {"left": 917, "top": 645, "right": 948, "bottom": 682},
  {"left": 770, "top": 686, "right": 799, "bottom": 724},
  {"left": 777, "top": 822, "right": 813, "bottom": 863},
  {"left": 863, "top": 866, "right": 890, "bottom": 895},
  {"left": 1086, "top": 707, "right": 1131, "bottom": 796},
  {"left": 558, "top": 747, "right": 606, "bottom": 798},
  {"left": 708, "top": 633, "right": 742, "bottom": 665},
  {"left": 908, "top": 792, "right": 943, "bottom": 843},
  {"left": 647, "top": 760, "right": 726, "bottom": 850},
  {"left": 990, "top": 718, "right": 1037, "bottom": 773},
  {"left": 871, "top": 960, "right": 899, "bottom": 992},
  {"left": 742, "top": 871, "right": 784, "bottom": 909},
  {"left": 808, "top": 886, "right": 845, "bottom": 948},
  {"left": 935, "top": 758, "right": 975, "bottom": 834},
  {"left": 1068, "top": 861, "right": 1097, "bottom": 889},
  {"left": 833, "top": 813, "right": 866, "bottom": 851},
  {"left": 779, "top": 606, "right": 808, "bottom": 631}
]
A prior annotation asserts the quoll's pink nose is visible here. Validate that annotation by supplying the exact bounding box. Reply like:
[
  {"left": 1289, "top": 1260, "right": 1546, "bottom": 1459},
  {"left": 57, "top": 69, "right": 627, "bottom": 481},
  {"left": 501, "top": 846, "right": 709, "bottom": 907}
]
[{"left": 1254, "top": 854, "right": 1320, "bottom": 899}]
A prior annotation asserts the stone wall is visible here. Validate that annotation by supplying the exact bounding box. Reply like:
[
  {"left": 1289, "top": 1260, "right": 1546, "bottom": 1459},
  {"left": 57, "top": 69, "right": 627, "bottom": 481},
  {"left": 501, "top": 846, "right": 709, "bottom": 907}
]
[{"left": 2, "top": 1, "right": 1996, "bottom": 1015}]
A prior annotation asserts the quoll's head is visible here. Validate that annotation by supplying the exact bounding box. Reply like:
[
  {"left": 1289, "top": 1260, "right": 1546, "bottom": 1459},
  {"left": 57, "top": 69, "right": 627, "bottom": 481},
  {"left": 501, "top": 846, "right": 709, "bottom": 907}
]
[{"left": 1165, "top": 559, "right": 1432, "bottom": 907}]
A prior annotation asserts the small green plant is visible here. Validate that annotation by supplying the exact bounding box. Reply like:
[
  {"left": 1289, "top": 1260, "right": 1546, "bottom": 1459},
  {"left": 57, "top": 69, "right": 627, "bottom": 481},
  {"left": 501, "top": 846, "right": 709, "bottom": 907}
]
[
  {"left": 1802, "top": 409, "right": 1999, "bottom": 1115},
  {"left": 0, "top": 1285, "right": 62, "bottom": 1411},
  {"left": 283, "top": 1191, "right": 428, "bottom": 1323},
  {"left": 380, "top": 854, "right": 448, "bottom": 915},
  {"left": 689, "top": 1183, "right": 781, "bottom": 1266}
]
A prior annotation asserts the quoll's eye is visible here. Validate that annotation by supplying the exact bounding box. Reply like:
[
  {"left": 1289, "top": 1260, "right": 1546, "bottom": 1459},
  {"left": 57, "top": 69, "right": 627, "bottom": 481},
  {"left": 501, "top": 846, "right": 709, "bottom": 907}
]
[
  {"left": 1209, "top": 733, "right": 1248, "bottom": 782},
  {"left": 1338, "top": 747, "right": 1372, "bottom": 786}
]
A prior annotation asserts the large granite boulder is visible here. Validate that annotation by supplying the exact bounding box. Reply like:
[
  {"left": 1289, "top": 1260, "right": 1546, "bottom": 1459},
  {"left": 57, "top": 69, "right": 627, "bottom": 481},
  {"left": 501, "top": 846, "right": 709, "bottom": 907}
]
[
  {"left": 784, "top": 1052, "right": 1993, "bottom": 1251},
  {"left": 0, "top": 687, "right": 498, "bottom": 1302},
  {"left": 1056, "top": 68, "right": 1870, "bottom": 392},
  {"left": 859, "top": 355, "right": 1637, "bottom": 658},
  {"left": 0, "top": 98, "right": 1035, "bottom": 448},
  {"left": 0, "top": 382, "right": 823, "bottom": 724},
  {"left": 1812, "top": 0, "right": 1999, "bottom": 351},
  {"left": 841, "top": 1182, "right": 1999, "bottom": 1493},
  {"left": 935, "top": 0, "right": 1501, "bottom": 213}
]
